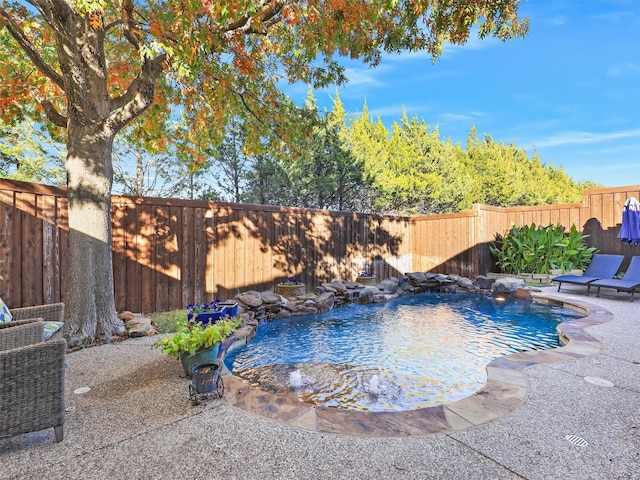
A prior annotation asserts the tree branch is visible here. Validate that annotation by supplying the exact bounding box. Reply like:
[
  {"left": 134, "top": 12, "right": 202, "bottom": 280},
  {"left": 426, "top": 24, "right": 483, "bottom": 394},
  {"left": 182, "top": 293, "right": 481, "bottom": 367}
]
[
  {"left": 0, "top": 8, "right": 65, "bottom": 90},
  {"left": 120, "top": 0, "right": 140, "bottom": 49},
  {"left": 107, "top": 53, "right": 166, "bottom": 132},
  {"left": 225, "top": 0, "right": 286, "bottom": 34},
  {"left": 39, "top": 99, "right": 68, "bottom": 127}
]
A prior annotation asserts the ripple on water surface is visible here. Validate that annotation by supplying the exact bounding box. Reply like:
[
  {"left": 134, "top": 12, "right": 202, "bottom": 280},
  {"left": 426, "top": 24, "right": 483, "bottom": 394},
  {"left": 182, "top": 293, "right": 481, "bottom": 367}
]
[{"left": 224, "top": 293, "right": 578, "bottom": 411}]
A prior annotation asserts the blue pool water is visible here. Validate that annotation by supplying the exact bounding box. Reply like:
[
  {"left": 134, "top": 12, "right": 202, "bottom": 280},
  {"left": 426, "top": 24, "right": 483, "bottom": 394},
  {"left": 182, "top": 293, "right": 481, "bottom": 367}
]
[{"left": 224, "top": 293, "right": 583, "bottom": 412}]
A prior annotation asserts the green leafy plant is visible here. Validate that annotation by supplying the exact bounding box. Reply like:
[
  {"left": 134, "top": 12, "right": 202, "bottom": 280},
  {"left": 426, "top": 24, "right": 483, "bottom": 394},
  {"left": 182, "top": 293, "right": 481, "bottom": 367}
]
[
  {"left": 278, "top": 278, "right": 303, "bottom": 286},
  {"left": 490, "top": 223, "right": 597, "bottom": 274},
  {"left": 154, "top": 317, "right": 242, "bottom": 358},
  {"left": 150, "top": 310, "right": 187, "bottom": 334}
]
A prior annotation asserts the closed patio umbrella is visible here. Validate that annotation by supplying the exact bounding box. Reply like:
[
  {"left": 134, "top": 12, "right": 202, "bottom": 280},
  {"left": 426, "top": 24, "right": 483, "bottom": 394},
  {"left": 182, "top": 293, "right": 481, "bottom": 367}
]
[{"left": 618, "top": 197, "right": 640, "bottom": 245}]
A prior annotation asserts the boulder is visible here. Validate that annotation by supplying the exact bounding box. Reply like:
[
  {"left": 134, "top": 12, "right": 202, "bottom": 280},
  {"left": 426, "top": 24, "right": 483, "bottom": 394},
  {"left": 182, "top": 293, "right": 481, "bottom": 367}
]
[
  {"left": 374, "top": 293, "right": 399, "bottom": 303},
  {"left": 492, "top": 277, "right": 525, "bottom": 294},
  {"left": 321, "top": 283, "right": 338, "bottom": 293},
  {"left": 379, "top": 277, "right": 399, "bottom": 294},
  {"left": 127, "top": 316, "right": 156, "bottom": 337},
  {"left": 455, "top": 276, "right": 475, "bottom": 291},
  {"left": 397, "top": 275, "right": 410, "bottom": 288},
  {"left": 293, "top": 304, "right": 318, "bottom": 316},
  {"left": 435, "top": 274, "right": 453, "bottom": 284},
  {"left": 329, "top": 281, "right": 349, "bottom": 293},
  {"left": 315, "top": 292, "right": 335, "bottom": 313},
  {"left": 118, "top": 311, "right": 136, "bottom": 322},
  {"left": 474, "top": 275, "right": 497, "bottom": 290},
  {"left": 236, "top": 291, "right": 264, "bottom": 309},
  {"left": 259, "top": 290, "right": 281, "bottom": 304},
  {"left": 513, "top": 287, "right": 532, "bottom": 299},
  {"left": 407, "top": 272, "right": 427, "bottom": 284},
  {"left": 401, "top": 283, "right": 418, "bottom": 293},
  {"left": 356, "top": 286, "right": 378, "bottom": 304}
]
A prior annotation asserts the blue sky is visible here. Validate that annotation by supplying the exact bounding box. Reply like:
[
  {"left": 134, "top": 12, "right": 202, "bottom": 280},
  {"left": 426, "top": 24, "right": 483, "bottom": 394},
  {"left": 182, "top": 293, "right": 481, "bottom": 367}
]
[{"left": 288, "top": 0, "right": 640, "bottom": 188}]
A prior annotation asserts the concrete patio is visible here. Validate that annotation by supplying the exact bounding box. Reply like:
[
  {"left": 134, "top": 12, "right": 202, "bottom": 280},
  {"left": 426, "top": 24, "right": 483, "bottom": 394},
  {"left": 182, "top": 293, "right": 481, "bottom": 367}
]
[{"left": 1, "top": 285, "right": 639, "bottom": 479}]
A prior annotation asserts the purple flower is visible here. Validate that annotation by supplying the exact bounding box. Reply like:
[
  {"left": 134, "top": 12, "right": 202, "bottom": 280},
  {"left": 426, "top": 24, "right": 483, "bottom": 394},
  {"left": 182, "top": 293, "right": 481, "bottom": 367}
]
[{"left": 279, "top": 278, "right": 303, "bottom": 286}]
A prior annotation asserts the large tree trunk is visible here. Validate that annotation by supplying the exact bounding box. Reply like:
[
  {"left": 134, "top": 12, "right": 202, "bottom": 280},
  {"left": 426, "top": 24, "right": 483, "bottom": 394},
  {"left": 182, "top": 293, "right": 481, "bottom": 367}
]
[
  {"left": 64, "top": 124, "right": 124, "bottom": 346},
  {"left": 1, "top": 1, "right": 165, "bottom": 346}
]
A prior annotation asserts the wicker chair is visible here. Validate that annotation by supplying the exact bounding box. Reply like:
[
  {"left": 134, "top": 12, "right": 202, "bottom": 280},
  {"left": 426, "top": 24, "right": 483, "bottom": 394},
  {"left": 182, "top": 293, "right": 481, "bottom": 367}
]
[
  {"left": 0, "top": 305, "right": 66, "bottom": 443},
  {"left": 11, "top": 303, "right": 65, "bottom": 339}
]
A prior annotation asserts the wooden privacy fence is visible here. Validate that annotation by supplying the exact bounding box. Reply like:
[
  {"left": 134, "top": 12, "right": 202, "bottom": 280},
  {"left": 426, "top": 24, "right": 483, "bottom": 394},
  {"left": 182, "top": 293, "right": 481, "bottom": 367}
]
[
  {"left": 0, "top": 179, "right": 411, "bottom": 312},
  {"left": 0, "top": 179, "right": 638, "bottom": 313},
  {"left": 412, "top": 185, "right": 640, "bottom": 276}
]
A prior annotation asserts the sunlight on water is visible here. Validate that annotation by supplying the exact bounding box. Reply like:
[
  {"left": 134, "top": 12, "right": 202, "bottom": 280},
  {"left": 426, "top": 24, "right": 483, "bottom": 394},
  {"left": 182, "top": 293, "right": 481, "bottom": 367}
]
[{"left": 224, "top": 293, "right": 579, "bottom": 412}]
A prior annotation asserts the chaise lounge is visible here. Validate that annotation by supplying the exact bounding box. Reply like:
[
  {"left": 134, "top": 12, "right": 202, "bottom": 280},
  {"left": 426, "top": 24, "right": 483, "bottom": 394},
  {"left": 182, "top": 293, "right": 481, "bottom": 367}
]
[
  {"left": 552, "top": 254, "right": 624, "bottom": 295},
  {"left": 591, "top": 256, "right": 640, "bottom": 302}
]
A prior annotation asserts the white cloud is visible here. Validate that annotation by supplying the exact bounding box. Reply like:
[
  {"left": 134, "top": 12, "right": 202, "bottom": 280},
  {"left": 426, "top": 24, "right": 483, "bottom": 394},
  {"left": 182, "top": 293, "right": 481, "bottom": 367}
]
[
  {"left": 533, "top": 128, "right": 640, "bottom": 148},
  {"left": 342, "top": 67, "right": 388, "bottom": 87},
  {"left": 605, "top": 61, "right": 640, "bottom": 77},
  {"left": 585, "top": 161, "right": 639, "bottom": 171},
  {"left": 383, "top": 50, "right": 432, "bottom": 63},
  {"left": 440, "top": 35, "right": 501, "bottom": 58},
  {"left": 547, "top": 16, "right": 567, "bottom": 26},
  {"left": 367, "top": 104, "right": 414, "bottom": 118}
]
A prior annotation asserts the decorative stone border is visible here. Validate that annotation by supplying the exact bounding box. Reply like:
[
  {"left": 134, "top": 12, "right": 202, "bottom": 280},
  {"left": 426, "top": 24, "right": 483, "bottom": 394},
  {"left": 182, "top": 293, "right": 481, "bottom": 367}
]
[
  {"left": 487, "top": 272, "right": 555, "bottom": 285},
  {"left": 220, "top": 293, "right": 613, "bottom": 437},
  {"left": 232, "top": 272, "right": 502, "bottom": 323}
]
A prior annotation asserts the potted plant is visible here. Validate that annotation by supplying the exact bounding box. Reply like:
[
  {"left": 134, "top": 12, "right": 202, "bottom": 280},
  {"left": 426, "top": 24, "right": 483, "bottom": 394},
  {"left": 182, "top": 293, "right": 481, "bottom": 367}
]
[
  {"left": 154, "top": 316, "right": 242, "bottom": 377},
  {"left": 355, "top": 270, "right": 377, "bottom": 286},
  {"left": 276, "top": 278, "right": 305, "bottom": 299},
  {"left": 187, "top": 300, "right": 239, "bottom": 324}
]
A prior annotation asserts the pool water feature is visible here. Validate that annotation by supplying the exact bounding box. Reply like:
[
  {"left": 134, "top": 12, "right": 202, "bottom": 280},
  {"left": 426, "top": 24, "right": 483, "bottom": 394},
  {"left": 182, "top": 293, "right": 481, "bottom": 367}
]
[{"left": 224, "top": 293, "right": 583, "bottom": 412}]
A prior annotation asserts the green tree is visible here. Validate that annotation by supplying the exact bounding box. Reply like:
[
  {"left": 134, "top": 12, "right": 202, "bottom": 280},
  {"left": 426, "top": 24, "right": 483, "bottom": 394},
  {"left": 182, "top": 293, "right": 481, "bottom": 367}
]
[
  {"left": 205, "top": 118, "right": 252, "bottom": 203},
  {"left": 112, "top": 121, "right": 200, "bottom": 198},
  {"left": 342, "top": 107, "right": 479, "bottom": 215},
  {"left": 0, "top": 118, "right": 65, "bottom": 184},
  {"left": 466, "top": 128, "right": 586, "bottom": 207},
  {"left": 243, "top": 152, "right": 291, "bottom": 205},
  {"left": 0, "top": 0, "right": 528, "bottom": 345},
  {"left": 283, "top": 93, "right": 370, "bottom": 211},
  {"left": 343, "top": 102, "right": 391, "bottom": 213},
  {"left": 415, "top": 131, "right": 478, "bottom": 215}
]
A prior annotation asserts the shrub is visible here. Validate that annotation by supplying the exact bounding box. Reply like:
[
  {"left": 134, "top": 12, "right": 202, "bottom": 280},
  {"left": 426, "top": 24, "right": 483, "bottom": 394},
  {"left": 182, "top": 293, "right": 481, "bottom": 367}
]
[
  {"left": 154, "top": 316, "right": 242, "bottom": 357},
  {"left": 490, "top": 223, "right": 597, "bottom": 274}
]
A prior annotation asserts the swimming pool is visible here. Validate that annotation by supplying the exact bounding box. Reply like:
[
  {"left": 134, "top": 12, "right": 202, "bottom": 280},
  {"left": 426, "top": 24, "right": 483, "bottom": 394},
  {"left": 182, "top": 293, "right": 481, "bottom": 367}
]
[{"left": 224, "top": 293, "right": 583, "bottom": 412}]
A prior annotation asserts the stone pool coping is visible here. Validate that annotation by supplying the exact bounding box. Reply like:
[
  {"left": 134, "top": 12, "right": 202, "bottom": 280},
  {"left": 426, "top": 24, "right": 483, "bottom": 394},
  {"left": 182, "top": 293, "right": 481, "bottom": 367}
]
[{"left": 220, "top": 293, "right": 613, "bottom": 437}]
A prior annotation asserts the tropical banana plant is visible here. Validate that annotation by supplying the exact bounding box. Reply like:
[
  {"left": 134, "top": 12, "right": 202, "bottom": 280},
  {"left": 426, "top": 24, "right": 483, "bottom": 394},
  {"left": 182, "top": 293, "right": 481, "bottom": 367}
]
[{"left": 490, "top": 223, "right": 597, "bottom": 274}]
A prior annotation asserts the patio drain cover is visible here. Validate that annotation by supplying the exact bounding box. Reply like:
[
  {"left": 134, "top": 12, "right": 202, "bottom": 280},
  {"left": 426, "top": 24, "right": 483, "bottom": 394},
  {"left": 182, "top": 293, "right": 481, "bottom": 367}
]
[
  {"left": 565, "top": 435, "right": 588, "bottom": 447},
  {"left": 584, "top": 376, "right": 614, "bottom": 387}
]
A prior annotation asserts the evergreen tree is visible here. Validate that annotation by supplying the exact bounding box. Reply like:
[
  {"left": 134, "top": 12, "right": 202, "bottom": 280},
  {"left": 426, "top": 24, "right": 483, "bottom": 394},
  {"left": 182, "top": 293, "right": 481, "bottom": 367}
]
[
  {"left": 276, "top": 93, "right": 370, "bottom": 211},
  {"left": 243, "top": 152, "right": 291, "bottom": 205},
  {"left": 203, "top": 118, "right": 252, "bottom": 203}
]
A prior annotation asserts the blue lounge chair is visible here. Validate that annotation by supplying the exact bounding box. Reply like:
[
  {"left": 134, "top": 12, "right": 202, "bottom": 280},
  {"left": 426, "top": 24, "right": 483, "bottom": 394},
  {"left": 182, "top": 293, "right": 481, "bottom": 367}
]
[
  {"left": 552, "top": 254, "right": 624, "bottom": 295},
  {"left": 591, "top": 256, "right": 640, "bottom": 302}
]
